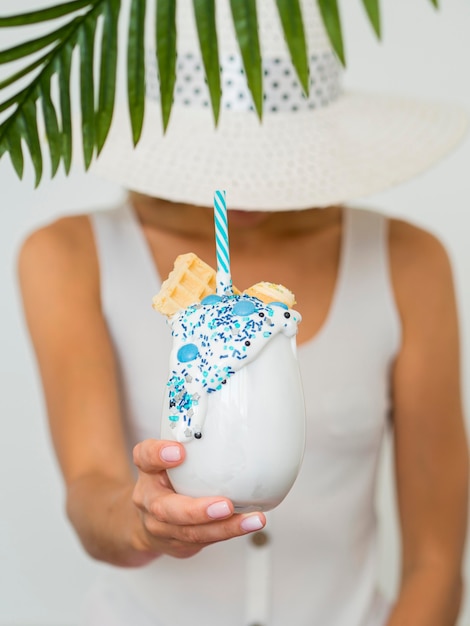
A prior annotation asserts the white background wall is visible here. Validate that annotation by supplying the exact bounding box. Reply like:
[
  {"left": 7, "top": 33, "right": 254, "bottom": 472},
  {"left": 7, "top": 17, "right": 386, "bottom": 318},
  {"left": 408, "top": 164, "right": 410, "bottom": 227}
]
[{"left": 0, "top": 1, "right": 469, "bottom": 624}]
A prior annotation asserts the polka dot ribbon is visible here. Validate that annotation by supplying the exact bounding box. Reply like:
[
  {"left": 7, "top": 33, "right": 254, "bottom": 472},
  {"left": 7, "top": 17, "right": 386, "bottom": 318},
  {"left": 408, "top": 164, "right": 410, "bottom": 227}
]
[{"left": 146, "top": 50, "right": 342, "bottom": 114}]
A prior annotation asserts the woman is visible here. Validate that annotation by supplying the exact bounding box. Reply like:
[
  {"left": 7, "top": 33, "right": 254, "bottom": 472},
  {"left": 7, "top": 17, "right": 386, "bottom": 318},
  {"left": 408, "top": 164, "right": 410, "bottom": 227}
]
[{"left": 17, "top": 1, "right": 468, "bottom": 624}]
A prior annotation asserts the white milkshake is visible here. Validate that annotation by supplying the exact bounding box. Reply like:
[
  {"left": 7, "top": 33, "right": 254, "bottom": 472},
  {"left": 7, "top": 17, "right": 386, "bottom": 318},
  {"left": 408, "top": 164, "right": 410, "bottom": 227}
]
[{"left": 160, "top": 293, "right": 306, "bottom": 512}]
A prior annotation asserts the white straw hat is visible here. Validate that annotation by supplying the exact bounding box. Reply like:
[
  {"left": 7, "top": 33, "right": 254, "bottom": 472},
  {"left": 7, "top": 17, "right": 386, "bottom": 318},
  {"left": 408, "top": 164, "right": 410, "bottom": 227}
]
[{"left": 91, "top": 0, "right": 468, "bottom": 211}]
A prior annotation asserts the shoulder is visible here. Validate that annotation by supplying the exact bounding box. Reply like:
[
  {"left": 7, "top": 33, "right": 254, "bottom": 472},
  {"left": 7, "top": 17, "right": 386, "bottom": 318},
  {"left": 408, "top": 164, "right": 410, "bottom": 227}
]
[
  {"left": 388, "top": 218, "right": 451, "bottom": 271},
  {"left": 18, "top": 213, "right": 99, "bottom": 303},
  {"left": 19, "top": 213, "right": 94, "bottom": 267},
  {"left": 387, "top": 217, "right": 456, "bottom": 331}
]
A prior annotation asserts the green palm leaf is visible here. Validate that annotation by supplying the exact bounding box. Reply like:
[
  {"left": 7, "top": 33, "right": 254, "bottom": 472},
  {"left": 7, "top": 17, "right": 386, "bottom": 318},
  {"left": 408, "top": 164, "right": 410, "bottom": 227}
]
[
  {"left": 317, "top": 0, "right": 345, "bottom": 66},
  {"left": 0, "top": 0, "right": 92, "bottom": 27},
  {"left": 156, "top": 0, "right": 177, "bottom": 132},
  {"left": 0, "top": 87, "right": 29, "bottom": 114},
  {"left": 0, "top": 50, "right": 53, "bottom": 91},
  {"left": 193, "top": 0, "right": 221, "bottom": 125},
  {"left": 54, "top": 44, "right": 74, "bottom": 174},
  {"left": 128, "top": 0, "right": 146, "bottom": 146},
  {"left": 39, "top": 81, "right": 62, "bottom": 177},
  {"left": 19, "top": 99, "right": 43, "bottom": 186},
  {"left": 0, "top": 20, "right": 77, "bottom": 64},
  {"left": 5, "top": 126, "right": 24, "bottom": 179},
  {"left": 429, "top": 0, "right": 439, "bottom": 8},
  {"left": 361, "top": 0, "right": 381, "bottom": 39},
  {"left": 275, "top": 0, "right": 309, "bottom": 96},
  {"left": 229, "top": 0, "right": 263, "bottom": 120},
  {"left": 79, "top": 16, "right": 98, "bottom": 168},
  {"left": 96, "top": 0, "right": 120, "bottom": 154}
]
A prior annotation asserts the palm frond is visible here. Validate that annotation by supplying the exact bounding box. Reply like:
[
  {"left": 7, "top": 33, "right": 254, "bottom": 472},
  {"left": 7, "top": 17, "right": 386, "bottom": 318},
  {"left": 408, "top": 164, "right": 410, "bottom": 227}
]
[
  {"left": 54, "top": 44, "right": 74, "bottom": 174},
  {"left": 5, "top": 124, "right": 24, "bottom": 178},
  {"left": 0, "top": 1, "right": 92, "bottom": 27},
  {"left": 78, "top": 15, "right": 98, "bottom": 169},
  {"left": 39, "top": 81, "right": 62, "bottom": 176},
  {"left": 317, "top": 0, "right": 346, "bottom": 66},
  {"left": 0, "top": 90, "right": 24, "bottom": 115},
  {"left": 361, "top": 0, "right": 381, "bottom": 39},
  {"left": 0, "top": 50, "right": 54, "bottom": 91},
  {"left": 156, "top": 0, "right": 178, "bottom": 132},
  {"left": 127, "top": 0, "right": 146, "bottom": 146},
  {"left": 193, "top": 0, "right": 221, "bottom": 126},
  {"left": 0, "top": 0, "right": 119, "bottom": 186},
  {"left": 0, "top": 20, "right": 78, "bottom": 64},
  {"left": 0, "top": 0, "right": 443, "bottom": 186},
  {"left": 19, "top": 99, "right": 43, "bottom": 186},
  {"left": 229, "top": 0, "right": 263, "bottom": 120},
  {"left": 275, "top": 0, "right": 309, "bottom": 96},
  {"left": 96, "top": 0, "right": 120, "bottom": 154}
]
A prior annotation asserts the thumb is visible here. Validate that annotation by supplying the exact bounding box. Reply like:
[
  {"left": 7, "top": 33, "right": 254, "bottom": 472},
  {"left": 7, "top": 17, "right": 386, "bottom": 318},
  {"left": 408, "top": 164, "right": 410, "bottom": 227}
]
[{"left": 133, "top": 439, "right": 185, "bottom": 473}]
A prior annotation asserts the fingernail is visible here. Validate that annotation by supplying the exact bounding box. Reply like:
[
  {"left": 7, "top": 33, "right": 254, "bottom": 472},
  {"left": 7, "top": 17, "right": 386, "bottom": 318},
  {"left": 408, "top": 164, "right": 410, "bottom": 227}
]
[
  {"left": 241, "top": 515, "right": 264, "bottom": 532},
  {"left": 160, "top": 446, "right": 181, "bottom": 462},
  {"left": 207, "top": 501, "right": 231, "bottom": 520}
]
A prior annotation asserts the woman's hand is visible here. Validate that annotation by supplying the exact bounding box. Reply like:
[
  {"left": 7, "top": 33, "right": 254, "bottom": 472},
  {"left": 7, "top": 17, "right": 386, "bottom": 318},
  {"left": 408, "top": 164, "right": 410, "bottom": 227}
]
[{"left": 132, "top": 439, "right": 266, "bottom": 559}]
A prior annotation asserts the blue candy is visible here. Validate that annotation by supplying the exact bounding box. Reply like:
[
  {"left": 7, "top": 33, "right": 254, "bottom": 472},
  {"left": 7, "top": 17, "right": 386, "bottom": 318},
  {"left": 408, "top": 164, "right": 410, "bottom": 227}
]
[
  {"left": 201, "top": 294, "right": 222, "bottom": 305},
  {"left": 177, "top": 343, "right": 199, "bottom": 363},
  {"left": 269, "top": 301, "right": 288, "bottom": 310},
  {"left": 232, "top": 300, "right": 257, "bottom": 316}
]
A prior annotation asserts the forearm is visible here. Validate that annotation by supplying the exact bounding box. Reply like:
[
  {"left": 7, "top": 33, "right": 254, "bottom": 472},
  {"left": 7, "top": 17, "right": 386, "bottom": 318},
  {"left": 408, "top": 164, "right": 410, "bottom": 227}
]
[
  {"left": 386, "top": 563, "right": 463, "bottom": 626},
  {"left": 66, "top": 473, "right": 160, "bottom": 568}
]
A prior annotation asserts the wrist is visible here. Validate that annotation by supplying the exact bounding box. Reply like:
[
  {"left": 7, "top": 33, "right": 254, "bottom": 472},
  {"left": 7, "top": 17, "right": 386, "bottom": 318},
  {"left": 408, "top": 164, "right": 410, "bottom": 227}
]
[
  {"left": 387, "top": 563, "right": 463, "bottom": 626},
  {"left": 67, "top": 473, "right": 160, "bottom": 568},
  {"left": 127, "top": 501, "right": 162, "bottom": 566}
]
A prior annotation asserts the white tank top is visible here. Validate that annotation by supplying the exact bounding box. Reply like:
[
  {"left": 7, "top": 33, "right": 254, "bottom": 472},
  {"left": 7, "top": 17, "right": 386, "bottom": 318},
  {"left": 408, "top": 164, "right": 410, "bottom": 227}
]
[{"left": 83, "top": 203, "right": 400, "bottom": 626}]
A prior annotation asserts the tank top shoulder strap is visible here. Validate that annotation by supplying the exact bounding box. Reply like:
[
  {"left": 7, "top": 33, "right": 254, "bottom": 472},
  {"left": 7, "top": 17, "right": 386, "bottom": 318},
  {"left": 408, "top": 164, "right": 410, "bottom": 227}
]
[
  {"left": 337, "top": 207, "right": 401, "bottom": 353},
  {"left": 88, "top": 203, "right": 160, "bottom": 315}
]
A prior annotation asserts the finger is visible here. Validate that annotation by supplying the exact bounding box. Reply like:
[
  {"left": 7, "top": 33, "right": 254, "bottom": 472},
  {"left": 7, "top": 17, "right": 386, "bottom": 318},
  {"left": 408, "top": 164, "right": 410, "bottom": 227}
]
[
  {"left": 144, "top": 504, "right": 266, "bottom": 547},
  {"left": 133, "top": 439, "right": 185, "bottom": 473},
  {"left": 147, "top": 494, "right": 266, "bottom": 531},
  {"left": 148, "top": 492, "right": 235, "bottom": 525},
  {"left": 140, "top": 512, "right": 267, "bottom": 559}
]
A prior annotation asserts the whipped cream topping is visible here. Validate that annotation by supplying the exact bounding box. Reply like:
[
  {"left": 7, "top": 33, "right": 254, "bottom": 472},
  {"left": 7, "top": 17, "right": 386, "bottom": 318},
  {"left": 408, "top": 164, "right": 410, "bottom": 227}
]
[{"left": 165, "top": 294, "right": 301, "bottom": 442}]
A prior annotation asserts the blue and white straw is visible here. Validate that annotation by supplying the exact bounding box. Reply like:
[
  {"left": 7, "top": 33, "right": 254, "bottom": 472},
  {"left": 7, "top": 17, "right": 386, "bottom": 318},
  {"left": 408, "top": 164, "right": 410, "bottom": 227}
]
[{"left": 214, "top": 190, "right": 232, "bottom": 295}]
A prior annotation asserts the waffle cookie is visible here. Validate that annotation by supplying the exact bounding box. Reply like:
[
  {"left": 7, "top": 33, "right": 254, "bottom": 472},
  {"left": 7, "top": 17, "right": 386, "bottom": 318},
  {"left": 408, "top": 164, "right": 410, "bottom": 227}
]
[
  {"left": 244, "top": 281, "right": 296, "bottom": 308},
  {"left": 152, "top": 253, "right": 217, "bottom": 317}
]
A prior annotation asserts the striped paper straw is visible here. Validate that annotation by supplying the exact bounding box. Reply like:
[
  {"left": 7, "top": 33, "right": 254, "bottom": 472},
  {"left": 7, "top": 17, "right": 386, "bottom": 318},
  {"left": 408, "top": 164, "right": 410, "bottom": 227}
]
[{"left": 214, "top": 190, "right": 232, "bottom": 295}]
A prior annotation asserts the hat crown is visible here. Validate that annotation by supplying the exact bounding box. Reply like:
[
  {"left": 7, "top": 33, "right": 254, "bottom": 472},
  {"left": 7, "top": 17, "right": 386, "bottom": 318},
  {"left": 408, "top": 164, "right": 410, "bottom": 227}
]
[{"left": 147, "top": 1, "right": 341, "bottom": 115}]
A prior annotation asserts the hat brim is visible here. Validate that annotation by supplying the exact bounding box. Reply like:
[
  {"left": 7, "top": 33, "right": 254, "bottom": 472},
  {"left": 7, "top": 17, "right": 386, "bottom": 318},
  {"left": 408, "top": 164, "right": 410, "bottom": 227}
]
[{"left": 90, "top": 92, "right": 468, "bottom": 211}]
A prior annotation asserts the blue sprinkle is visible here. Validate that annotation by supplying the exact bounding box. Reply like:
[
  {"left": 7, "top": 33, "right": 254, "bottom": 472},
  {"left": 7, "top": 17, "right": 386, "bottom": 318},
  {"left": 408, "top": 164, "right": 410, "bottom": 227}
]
[
  {"left": 169, "top": 415, "right": 179, "bottom": 422},
  {"left": 269, "top": 301, "right": 288, "bottom": 310},
  {"left": 232, "top": 300, "right": 257, "bottom": 316},
  {"left": 177, "top": 343, "right": 199, "bottom": 362},
  {"left": 201, "top": 294, "right": 222, "bottom": 305},
  {"left": 263, "top": 331, "right": 271, "bottom": 338}
]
